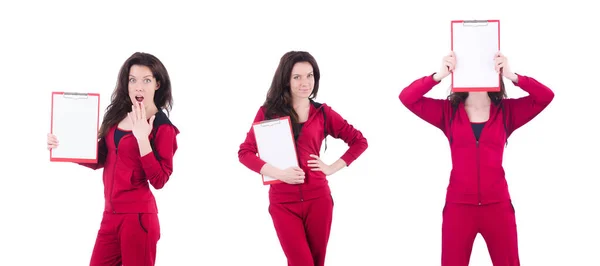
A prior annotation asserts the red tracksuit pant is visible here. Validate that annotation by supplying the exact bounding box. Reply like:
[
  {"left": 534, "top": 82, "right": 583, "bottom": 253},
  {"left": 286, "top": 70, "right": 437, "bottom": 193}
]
[
  {"left": 442, "top": 201, "right": 520, "bottom": 266},
  {"left": 89, "top": 212, "right": 160, "bottom": 266},
  {"left": 269, "top": 194, "right": 334, "bottom": 266}
]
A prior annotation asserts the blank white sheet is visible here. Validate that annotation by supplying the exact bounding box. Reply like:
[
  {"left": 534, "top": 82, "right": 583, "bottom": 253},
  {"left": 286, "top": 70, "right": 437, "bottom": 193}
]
[
  {"left": 50, "top": 92, "right": 100, "bottom": 163},
  {"left": 252, "top": 117, "right": 299, "bottom": 184},
  {"left": 452, "top": 20, "right": 500, "bottom": 90}
]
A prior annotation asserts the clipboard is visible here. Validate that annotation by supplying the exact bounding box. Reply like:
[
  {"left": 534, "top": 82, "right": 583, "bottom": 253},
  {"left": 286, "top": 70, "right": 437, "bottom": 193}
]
[
  {"left": 252, "top": 116, "right": 299, "bottom": 185},
  {"left": 451, "top": 20, "right": 501, "bottom": 92},
  {"left": 50, "top": 91, "right": 101, "bottom": 163}
]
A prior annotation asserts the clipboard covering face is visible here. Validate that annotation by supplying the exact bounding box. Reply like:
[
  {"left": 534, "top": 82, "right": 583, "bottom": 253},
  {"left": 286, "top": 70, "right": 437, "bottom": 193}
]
[
  {"left": 50, "top": 91, "right": 100, "bottom": 163},
  {"left": 451, "top": 20, "right": 501, "bottom": 92}
]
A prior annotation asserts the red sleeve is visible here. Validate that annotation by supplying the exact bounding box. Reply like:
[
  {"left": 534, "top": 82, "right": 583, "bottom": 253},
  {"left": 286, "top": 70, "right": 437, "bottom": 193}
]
[
  {"left": 77, "top": 137, "right": 108, "bottom": 170},
  {"left": 503, "top": 74, "right": 555, "bottom": 136},
  {"left": 399, "top": 74, "right": 451, "bottom": 132},
  {"left": 139, "top": 124, "right": 179, "bottom": 189},
  {"left": 325, "top": 106, "right": 368, "bottom": 166},
  {"left": 238, "top": 107, "right": 268, "bottom": 174}
]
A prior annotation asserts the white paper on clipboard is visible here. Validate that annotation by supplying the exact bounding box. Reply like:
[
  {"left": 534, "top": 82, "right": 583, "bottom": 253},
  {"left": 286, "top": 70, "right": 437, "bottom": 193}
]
[
  {"left": 252, "top": 117, "right": 299, "bottom": 185},
  {"left": 452, "top": 20, "right": 500, "bottom": 91},
  {"left": 50, "top": 92, "right": 100, "bottom": 163}
]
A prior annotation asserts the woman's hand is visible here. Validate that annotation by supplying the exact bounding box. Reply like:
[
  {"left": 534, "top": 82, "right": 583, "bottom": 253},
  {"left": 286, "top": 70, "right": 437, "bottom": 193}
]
[
  {"left": 128, "top": 102, "right": 155, "bottom": 140},
  {"left": 307, "top": 154, "right": 338, "bottom": 176},
  {"left": 277, "top": 167, "right": 305, "bottom": 184},
  {"left": 494, "top": 52, "right": 518, "bottom": 83},
  {"left": 433, "top": 52, "right": 456, "bottom": 82},
  {"left": 47, "top": 133, "right": 59, "bottom": 150}
]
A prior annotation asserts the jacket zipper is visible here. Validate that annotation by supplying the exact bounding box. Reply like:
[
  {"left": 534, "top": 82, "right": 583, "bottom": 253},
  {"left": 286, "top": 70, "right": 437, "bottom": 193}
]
[
  {"left": 110, "top": 131, "right": 130, "bottom": 214},
  {"left": 476, "top": 141, "right": 481, "bottom": 206},
  {"left": 296, "top": 138, "right": 304, "bottom": 202},
  {"left": 110, "top": 146, "right": 118, "bottom": 213}
]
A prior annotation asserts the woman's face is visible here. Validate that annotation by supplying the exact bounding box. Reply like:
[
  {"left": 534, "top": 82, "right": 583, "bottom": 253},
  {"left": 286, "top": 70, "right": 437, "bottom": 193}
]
[
  {"left": 289, "top": 61, "right": 314, "bottom": 100},
  {"left": 128, "top": 64, "right": 159, "bottom": 108}
]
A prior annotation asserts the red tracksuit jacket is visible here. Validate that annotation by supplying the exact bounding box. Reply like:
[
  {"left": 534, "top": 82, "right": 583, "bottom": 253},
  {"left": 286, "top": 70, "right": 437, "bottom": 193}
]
[
  {"left": 79, "top": 111, "right": 179, "bottom": 213},
  {"left": 400, "top": 74, "right": 554, "bottom": 205},
  {"left": 239, "top": 100, "right": 368, "bottom": 203}
]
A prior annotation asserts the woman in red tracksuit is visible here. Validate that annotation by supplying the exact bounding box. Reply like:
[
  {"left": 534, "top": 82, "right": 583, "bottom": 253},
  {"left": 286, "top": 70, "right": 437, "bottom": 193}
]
[
  {"left": 46, "top": 52, "right": 179, "bottom": 266},
  {"left": 399, "top": 51, "right": 554, "bottom": 266},
  {"left": 238, "top": 51, "right": 368, "bottom": 266}
]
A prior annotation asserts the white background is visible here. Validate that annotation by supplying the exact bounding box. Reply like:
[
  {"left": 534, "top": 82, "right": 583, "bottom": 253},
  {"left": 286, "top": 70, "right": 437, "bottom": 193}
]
[{"left": 1, "top": 0, "right": 598, "bottom": 265}]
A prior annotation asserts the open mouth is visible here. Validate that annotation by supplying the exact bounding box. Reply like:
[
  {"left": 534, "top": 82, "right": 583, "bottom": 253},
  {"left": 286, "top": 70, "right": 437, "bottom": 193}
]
[{"left": 135, "top": 96, "right": 144, "bottom": 102}]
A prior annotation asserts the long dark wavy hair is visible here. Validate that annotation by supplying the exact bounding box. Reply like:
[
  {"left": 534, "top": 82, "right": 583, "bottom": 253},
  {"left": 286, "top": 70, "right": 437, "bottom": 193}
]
[
  {"left": 263, "top": 51, "right": 321, "bottom": 130},
  {"left": 98, "top": 52, "right": 173, "bottom": 138},
  {"left": 447, "top": 79, "right": 507, "bottom": 105}
]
